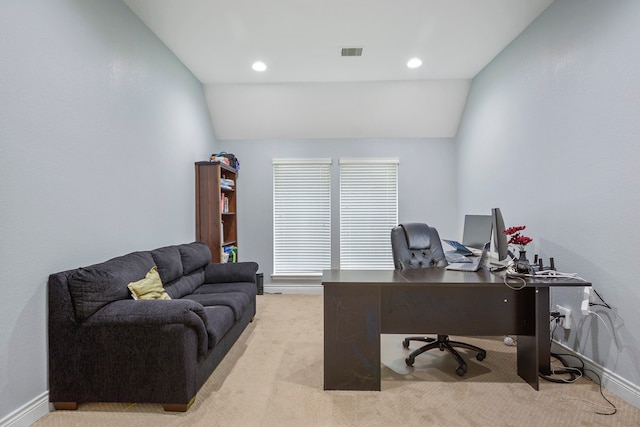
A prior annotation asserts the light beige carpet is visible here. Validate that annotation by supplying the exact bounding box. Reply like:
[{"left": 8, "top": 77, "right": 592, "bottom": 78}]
[{"left": 35, "top": 294, "right": 640, "bottom": 427}]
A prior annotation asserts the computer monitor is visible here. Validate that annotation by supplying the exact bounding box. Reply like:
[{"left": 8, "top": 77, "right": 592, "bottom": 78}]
[
  {"left": 462, "top": 215, "right": 493, "bottom": 249},
  {"left": 491, "top": 208, "right": 509, "bottom": 262}
]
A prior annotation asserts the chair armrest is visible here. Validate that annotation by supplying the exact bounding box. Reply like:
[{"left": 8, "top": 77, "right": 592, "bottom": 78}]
[{"left": 204, "top": 261, "right": 259, "bottom": 284}]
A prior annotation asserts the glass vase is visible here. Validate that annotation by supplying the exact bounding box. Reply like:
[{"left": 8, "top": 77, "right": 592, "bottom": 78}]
[{"left": 515, "top": 250, "right": 530, "bottom": 273}]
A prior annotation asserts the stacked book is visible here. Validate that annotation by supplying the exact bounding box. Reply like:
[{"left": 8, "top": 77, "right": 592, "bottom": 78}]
[{"left": 221, "top": 178, "right": 235, "bottom": 190}]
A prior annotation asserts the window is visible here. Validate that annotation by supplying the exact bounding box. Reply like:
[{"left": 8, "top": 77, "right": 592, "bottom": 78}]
[
  {"left": 273, "top": 159, "right": 332, "bottom": 277},
  {"left": 339, "top": 158, "right": 398, "bottom": 270}
]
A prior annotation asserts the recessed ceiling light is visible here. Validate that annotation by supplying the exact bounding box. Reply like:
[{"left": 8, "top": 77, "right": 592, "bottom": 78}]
[
  {"left": 407, "top": 57, "right": 422, "bottom": 69},
  {"left": 252, "top": 61, "right": 267, "bottom": 72}
]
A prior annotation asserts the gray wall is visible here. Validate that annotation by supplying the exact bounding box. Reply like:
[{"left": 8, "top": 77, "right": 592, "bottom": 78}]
[
  {"left": 217, "top": 138, "right": 459, "bottom": 285},
  {"left": 457, "top": 0, "right": 640, "bottom": 398},
  {"left": 0, "top": 1, "right": 215, "bottom": 422},
  {"left": 3, "top": 0, "right": 639, "bottom": 422}
]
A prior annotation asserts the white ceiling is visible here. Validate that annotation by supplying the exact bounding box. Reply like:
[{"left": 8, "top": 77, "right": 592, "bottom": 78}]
[{"left": 123, "top": 0, "right": 554, "bottom": 139}]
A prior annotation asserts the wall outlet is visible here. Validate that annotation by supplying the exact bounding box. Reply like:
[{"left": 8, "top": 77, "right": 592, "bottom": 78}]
[{"left": 556, "top": 305, "right": 572, "bottom": 329}]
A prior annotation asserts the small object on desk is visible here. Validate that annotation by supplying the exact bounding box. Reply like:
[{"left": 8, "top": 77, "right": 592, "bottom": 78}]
[
  {"left": 445, "top": 251, "right": 472, "bottom": 263},
  {"left": 446, "top": 242, "right": 490, "bottom": 272},
  {"left": 443, "top": 239, "right": 474, "bottom": 255}
]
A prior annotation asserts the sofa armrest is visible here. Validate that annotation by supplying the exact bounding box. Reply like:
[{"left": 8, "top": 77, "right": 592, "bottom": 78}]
[
  {"left": 204, "top": 261, "right": 259, "bottom": 284},
  {"left": 86, "top": 299, "right": 209, "bottom": 355}
]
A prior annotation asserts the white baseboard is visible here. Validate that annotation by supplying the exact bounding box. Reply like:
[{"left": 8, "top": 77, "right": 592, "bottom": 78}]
[
  {"left": 0, "top": 391, "right": 49, "bottom": 427},
  {"left": 552, "top": 340, "right": 640, "bottom": 409},
  {"left": 263, "top": 284, "right": 323, "bottom": 294}
]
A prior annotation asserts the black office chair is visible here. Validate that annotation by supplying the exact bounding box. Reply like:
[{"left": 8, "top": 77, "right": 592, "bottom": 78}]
[{"left": 390, "top": 223, "right": 487, "bottom": 376}]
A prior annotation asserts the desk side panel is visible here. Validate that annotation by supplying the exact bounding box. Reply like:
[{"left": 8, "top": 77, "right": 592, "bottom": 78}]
[{"left": 324, "top": 285, "right": 381, "bottom": 391}]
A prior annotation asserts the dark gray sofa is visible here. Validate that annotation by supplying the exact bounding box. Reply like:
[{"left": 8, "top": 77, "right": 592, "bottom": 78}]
[{"left": 48, "top": 242, "right": 258, "bottom": 411}]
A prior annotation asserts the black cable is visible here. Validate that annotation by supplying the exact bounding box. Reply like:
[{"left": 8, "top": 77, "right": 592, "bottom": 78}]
[
  {"left": 547, "top": 353, "right": 617, "bottom": 416},
  {"left": 589, "top": 303, "right": 609, "bottom": 308},
  {"left": 541, "top": 319, "right": 577, "bottom": 382},
  {"left": 590, "top": 289, "right": 612, "bottom": 309},
  {"left": 539, "top": 351, "right": 577, "bottom": 383},
  {"left": 584, "top": 368, "right": 618, "bottom": 415},
  {"left": 541, "top": 317, "right": 618, "bottom": 415}
]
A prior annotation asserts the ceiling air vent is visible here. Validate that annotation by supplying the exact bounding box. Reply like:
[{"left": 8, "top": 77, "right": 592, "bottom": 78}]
[{"left": 341, "top": 47, "right": 363, "bottom": 57}]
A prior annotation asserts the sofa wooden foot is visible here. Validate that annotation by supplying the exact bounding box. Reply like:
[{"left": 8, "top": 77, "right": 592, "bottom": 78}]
[
  {"left": 163, "top": 396, "right": 195, "bottom": 412},
  {"left": 53, "top": 402, "right": 78, "bottom": 410}
]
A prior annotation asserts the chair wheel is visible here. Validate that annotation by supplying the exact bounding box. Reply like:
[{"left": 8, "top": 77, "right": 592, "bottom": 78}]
[
  {"left": 456, "top": 366, "right": 466, "bottom": 376},
  {"left": 405, "top": 356, "right": 415, "bottom": 367},
  {"left": 402, "top": 339, "right": 410, "bottom": 348},
  {"left": 476, "top": 352, "right": 486, "bottom": 361}
]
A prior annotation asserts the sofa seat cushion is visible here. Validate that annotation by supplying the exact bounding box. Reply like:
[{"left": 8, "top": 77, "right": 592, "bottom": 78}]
[
  {"left": 193, "top": 282, "right": 257, "bottom": 300},
  {"left": 202, "top": 305, "right": 235, "bottom": 348},
  {"left": 182, "top": 291, "right": 250, "bottom": 321}
]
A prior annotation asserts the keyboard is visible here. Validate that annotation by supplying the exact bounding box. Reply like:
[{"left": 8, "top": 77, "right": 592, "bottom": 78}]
[
  {"left": 446, "top": 261, "right": 481, "bottom": 271},
  {"left": 445, "top": 251, "right": 472, "bottom": 263}
]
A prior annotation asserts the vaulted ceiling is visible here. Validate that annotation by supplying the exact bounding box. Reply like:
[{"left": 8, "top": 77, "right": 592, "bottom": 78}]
[{"left": 123, "top": 0, "right": 554, "bottom": 139}]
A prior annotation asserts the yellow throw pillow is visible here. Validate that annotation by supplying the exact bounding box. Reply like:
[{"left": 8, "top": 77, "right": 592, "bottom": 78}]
[{"left": 127, "top": 266, "right": 171, "bottom": 300}]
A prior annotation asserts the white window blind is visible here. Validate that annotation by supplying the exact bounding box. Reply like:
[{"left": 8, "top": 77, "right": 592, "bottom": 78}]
[
  {"left": 273, "top": 159, "right": 332, "bottom": 276},
  {"left": 340, "top": 158, "right": 398, "bottom": 270}
]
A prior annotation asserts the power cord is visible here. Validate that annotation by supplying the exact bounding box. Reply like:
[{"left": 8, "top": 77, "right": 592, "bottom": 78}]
[
  {"left": 537, "top": 270, "right": 587, "bottom": 280},
  {"left": 502, "top": 274, "right": 527, "bottom": 290},
  {"left": 543, "top": 314, "right": 618, "bottom": 415},
  {"left": 493, "top": 262, "right": 616, "bottom": 415},
  {"left": 545, "top": 352, "right": 617, "bottom": 416},
  {"left": 490, "top": 264, "right": 527, "bottom": 290},
  {"left": 490, "top": 264, "right": 587, "bottom": 291},
  {"left": 590, "top": 289, "right": 612, "bottom": 309},
  {"left": 581, "top": 288, "right": 614, "bottom": 339}
]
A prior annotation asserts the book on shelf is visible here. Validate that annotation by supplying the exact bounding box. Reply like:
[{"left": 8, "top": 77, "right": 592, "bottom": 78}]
[
  {"left": 220, "top": 194, "right": 229, "bottom": 213},
  {"left": 221, "top": 178, "right": 235, "bottom": 189}
]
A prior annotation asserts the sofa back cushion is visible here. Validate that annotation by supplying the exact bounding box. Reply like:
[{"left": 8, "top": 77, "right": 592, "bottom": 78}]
[
  {"left": 179, "top": 242, "right": 211, "bottom": 274},
  {"left": 162, "top": 243, "right": 210, "bottom": 298},
  {"left": 67, "top": 243, "right": 211, "bottom": 320},
  {"left": 151, "top": 246, "right": 184, "bottom": 284},
  {"left": 69, "top": 251, "right": 155, "bottom": 320},
  {"left": 165, "top": 269, "right": 205, "bottom": 299}
]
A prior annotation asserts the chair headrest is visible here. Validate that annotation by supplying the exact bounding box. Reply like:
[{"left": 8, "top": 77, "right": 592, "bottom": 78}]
[{"left": 400, "top": 223, "right": 432, "bottom": 249}]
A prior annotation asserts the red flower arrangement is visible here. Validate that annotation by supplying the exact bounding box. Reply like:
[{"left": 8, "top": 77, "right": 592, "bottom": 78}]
[{"left": 503, "top": 225, "right": 533, "bottom": 250}]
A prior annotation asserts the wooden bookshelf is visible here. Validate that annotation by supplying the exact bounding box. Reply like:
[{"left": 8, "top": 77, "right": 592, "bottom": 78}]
[{"left": 195, "top": 161, "right": 237, "bottom": 263}]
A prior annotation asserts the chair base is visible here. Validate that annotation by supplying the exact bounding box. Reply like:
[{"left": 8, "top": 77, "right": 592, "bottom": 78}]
[{"left": 403, "top": 334, "right": 486, "bottom": 376}]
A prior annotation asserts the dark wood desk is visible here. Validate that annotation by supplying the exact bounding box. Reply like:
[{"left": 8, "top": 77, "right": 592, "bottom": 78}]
[{"left": 322, "top": 268, "right": 590, "bottom": 391}]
